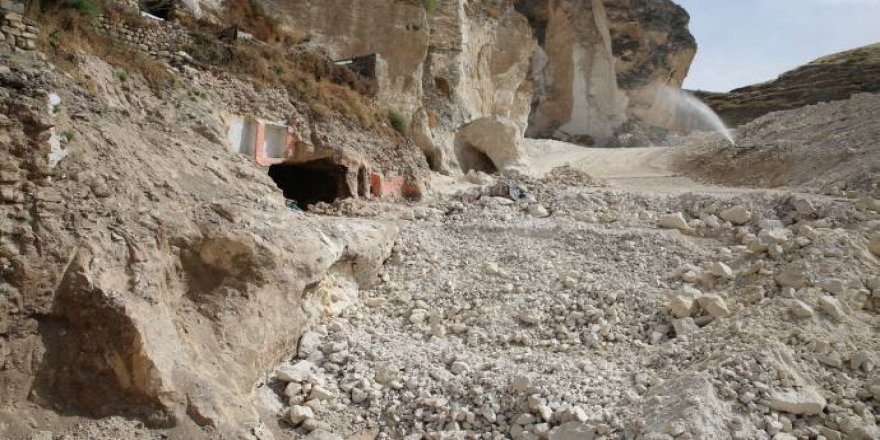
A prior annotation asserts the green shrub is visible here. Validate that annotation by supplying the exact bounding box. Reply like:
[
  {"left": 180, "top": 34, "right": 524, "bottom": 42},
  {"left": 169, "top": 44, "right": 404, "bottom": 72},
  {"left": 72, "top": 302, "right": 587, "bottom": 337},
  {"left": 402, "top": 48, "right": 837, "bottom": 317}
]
[
  {"left": 388, "top": 109, "right": 408, "bottom": 135},
  {"left": 421, "top": 0, "right": 437, "bottom": 13},
  {"left": 64, "top": 0, "right": 104, "bottom": 17},
  {"left": 116, "top": 70, "right": 129, "bottom": 82}
]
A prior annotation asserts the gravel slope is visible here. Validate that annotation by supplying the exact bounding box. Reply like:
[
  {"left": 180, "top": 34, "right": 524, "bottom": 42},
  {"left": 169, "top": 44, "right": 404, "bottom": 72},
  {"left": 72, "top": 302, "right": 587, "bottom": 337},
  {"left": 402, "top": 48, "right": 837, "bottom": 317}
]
[{"left": 259, "top": 167, "right": 880, "bottom": 440}]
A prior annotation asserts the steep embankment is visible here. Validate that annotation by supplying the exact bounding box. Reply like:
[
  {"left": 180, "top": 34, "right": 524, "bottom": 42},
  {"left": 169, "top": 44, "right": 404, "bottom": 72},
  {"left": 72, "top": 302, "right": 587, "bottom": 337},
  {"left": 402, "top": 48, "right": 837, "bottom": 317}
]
[
  {"left": 0, "top": 45, "right": 400, "bottom": 438},
  {"left": 696, "top": 43, "right": 880, "bottom": 127},
  {"left": 678, "top": 93, "right": 880, "bottom": 196}
]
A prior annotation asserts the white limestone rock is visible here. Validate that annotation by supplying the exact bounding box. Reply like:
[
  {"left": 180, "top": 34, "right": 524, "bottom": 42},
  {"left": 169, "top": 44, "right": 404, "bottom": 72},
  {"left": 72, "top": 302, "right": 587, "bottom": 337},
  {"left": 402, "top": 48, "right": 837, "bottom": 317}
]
[
  {"left": 659, "top": 212, "right": 690, "bottom": 231},
  {"left": 288, "top": 405, "right": 315, "bottom": 425},
  {"left": 697, "top": 294, "right": 731, "bottom": 318},
  {"left": 668, "top": 294, "right": 698, "bottom": 319},
  {"left": 775, "top": 266, "right": 808, "bottom": 289},
  {"left": 550, "top": 422, "right": 596, "bottom": 440},
  {"left": 818, "top": 295, "right": 846, "bottom": 322},
  {"left": 672, "top": 317, "right": 699, "bottom": 337},
  {"left": 851, "top": 351, "right": 875, "bottom": 372},
  {"left": 298, "top": 330, "right": 323, "bottom": 359},
  {"left": 529, "top": 204, "right": 550, "bottom": 218},
  {"left": 276, "top": 360, "right": 317, "bottom": 383},
  {"left": 789, "top": 300, "right": 815, "bottom": 318},
  {"left": 768, "top": 388, "right": 826, "bottom": 415},
  {"left": 720, "top": 205, "right": 752, "bottom": 225},
  {"left": 707, "top": 262, "right": 735, "bottom": 279},
  {"left": 309, "top": 385, "right": 336, "bottom": 401}
]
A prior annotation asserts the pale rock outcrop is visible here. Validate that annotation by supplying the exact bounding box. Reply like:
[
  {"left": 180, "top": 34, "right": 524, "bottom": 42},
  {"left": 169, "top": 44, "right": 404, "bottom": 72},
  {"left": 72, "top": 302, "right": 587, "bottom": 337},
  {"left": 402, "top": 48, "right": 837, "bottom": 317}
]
[
  {"left": 263, "top": 0, "right": 430, "bottom": 115},
  {"left": 264, "top": 0, "right": 536, "bottom": 175},
  {"left": 769, "top": 388, "right": 827, "bottom": 416},
  {"left": 516, "top": 0, "right": 696, "bottom": 145},
  {"left": 417, "top": 1, "right": 536, "bottom": 172},
  {"left": 454, "top": 116, "right": 525, "bottom": 172}
]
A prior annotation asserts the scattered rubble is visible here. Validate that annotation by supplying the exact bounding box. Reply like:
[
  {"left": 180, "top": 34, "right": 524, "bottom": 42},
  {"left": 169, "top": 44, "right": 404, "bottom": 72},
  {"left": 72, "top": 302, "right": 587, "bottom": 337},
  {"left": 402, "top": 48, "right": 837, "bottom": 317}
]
[{"left": 255, "top": 182, "right": 880, "bottom": 439}]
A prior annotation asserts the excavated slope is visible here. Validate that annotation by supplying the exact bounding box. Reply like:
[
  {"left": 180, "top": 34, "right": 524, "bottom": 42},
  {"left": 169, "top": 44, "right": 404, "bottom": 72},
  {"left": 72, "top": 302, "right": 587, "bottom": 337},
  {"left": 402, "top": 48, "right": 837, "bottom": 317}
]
[{"left": 696, "top": 43, "right": 880, "bottom": 127}]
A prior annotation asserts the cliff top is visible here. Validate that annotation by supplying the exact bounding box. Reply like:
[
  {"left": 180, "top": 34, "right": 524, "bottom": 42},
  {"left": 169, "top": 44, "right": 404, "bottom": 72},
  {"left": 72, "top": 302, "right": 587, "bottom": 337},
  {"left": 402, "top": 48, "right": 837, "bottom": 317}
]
[{"left": 810, "top": 42, "right": 880, "bottom": 66}]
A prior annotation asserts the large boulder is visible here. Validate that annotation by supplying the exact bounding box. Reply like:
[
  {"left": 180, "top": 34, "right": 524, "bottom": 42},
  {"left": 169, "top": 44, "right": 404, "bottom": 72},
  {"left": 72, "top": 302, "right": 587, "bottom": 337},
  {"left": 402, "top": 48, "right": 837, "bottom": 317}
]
[{"left": 454, "top": 117, "right": 525, "bottom": 173}]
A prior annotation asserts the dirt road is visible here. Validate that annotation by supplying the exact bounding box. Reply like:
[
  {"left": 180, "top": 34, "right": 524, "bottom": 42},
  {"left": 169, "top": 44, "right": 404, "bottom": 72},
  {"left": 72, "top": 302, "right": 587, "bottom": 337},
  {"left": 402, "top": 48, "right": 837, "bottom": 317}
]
[{"left": 523, "top": 140, "right": 748, "bottom": 193}]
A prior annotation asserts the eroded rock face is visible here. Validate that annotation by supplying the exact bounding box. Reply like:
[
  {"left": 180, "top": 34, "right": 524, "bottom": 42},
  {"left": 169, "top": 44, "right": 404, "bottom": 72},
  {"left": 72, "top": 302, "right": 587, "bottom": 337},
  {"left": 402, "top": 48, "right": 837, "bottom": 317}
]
[
  {"left": 0, "top": 55, "right": 397, "bottom": 435},
  {"left": 518, "top": 0, "right": 696, "bottom": 145},
  {"left": 264, "top": 1, "right": 536, "bottom": 174},
  {"left": 261, "top": 0, "right": 694, "bottom": 165},
  {"left": 264, "top": 0, "right": 430, "bottom": 115},
  {"left": 417, "top": 1, "right": 535, "bottom": 172}
]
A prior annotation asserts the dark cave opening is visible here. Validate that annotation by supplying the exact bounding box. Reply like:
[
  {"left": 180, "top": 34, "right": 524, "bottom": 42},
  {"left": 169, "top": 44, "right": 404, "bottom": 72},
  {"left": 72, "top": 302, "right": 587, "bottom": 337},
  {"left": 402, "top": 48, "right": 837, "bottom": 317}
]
[
  {"left": 268, "top": 159, "right": 352, "bottom": 209},
  {"left": 455, "top": 142, "right": 499, "bottom": 174},
  {"left": 140, "top": 0, "right": 173, "bottom": 19}
]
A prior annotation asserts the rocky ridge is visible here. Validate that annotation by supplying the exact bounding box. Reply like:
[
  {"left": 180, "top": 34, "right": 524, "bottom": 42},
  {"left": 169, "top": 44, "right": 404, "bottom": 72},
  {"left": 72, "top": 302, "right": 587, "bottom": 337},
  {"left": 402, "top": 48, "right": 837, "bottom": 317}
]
[{"left": 696, "top": 43, "right": 880, "bottom": 127}]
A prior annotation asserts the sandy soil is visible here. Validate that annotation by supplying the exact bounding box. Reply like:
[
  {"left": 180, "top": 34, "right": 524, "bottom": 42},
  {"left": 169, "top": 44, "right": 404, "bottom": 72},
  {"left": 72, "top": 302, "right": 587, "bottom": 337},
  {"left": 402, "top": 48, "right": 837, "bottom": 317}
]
[{"left": 522, "top": 140, "right": 763, "bottom": 195}]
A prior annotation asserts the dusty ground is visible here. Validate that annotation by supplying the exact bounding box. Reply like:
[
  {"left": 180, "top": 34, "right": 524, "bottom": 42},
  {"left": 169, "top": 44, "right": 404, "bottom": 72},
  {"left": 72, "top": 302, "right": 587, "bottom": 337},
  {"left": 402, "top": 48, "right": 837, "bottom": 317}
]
[
  {"left": 257, "top": 120, "right": 880, "bottom": 439},
  {"left": 677, "top": 93, "right": 880, "bottom": 197}
]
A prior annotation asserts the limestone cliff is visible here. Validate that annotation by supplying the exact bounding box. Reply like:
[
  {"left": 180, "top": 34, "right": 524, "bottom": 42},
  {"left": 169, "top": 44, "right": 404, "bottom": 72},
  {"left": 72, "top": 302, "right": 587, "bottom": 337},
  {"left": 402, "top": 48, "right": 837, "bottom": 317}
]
[
  {"left": 258, "top": 0, "right": 695, "bottom": 167},
  {"left": 266, "top": 0, "right": 535, "bottom": 173},
  {"left": 516, "top": 0, "right": 696, "bottom": 145},
  {"left": 261, "top": 0, "right": 431, "bottom": 116},
  {"left": 417, "top": 1, "right": 535, "bottom": 172}
]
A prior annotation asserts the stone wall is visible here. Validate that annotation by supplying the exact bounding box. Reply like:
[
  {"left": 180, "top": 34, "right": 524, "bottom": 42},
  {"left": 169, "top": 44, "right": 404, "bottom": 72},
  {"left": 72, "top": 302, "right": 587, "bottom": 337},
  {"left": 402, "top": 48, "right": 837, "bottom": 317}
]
[
  {"left": 1, "top": 10, "right": 38, "bottom": 52},
  {"left": 95, "top": 14, "right": 192, "bottom": 61}
]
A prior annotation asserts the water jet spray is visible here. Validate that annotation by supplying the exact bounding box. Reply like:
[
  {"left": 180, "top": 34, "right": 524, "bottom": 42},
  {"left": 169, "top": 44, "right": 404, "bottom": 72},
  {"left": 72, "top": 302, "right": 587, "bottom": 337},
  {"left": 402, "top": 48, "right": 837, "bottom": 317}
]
[{"left": 660, "top": 86, "right": 736, "bottom": 145}]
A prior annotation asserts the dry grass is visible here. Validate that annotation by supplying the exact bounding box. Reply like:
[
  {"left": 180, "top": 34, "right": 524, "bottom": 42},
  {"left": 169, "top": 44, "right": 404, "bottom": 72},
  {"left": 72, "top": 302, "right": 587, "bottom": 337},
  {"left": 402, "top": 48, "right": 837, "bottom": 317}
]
[
  {"left": 222, "top": 0, "right": 304, "bottom": 45},
  {"left": 37, "top": 4, "right": 176, "bottom": 95},
  {"left": 185, "top": 35, "right": 382, "bottom": 127},
  {"left": 811, "top": 43, "right": 880, "bottom": 66},
  {"left": 36, "top": 0, "right": 390, "bottom": 131}
]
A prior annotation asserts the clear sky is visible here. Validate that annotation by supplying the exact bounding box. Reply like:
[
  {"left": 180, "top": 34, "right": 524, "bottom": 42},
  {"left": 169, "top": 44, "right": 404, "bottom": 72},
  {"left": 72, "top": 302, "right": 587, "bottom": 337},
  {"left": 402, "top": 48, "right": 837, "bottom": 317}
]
[{"left": 677, "top": 0, "right": 880, "bottom": 92}]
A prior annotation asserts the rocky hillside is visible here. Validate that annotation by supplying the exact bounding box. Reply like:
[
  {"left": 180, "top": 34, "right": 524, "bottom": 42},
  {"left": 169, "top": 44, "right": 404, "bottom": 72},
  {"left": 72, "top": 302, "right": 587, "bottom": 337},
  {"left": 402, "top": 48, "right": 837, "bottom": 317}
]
[
  {"left": 678, "top": 92, "right": 880, "bottom": 196},
  {"left": 261, "top": 0, "right": 696, "bottom": 171},
  {"left": 696, "top": 43, "right": 880, "bottom": 127},
  {"left": 0, "top": 46, "right": 408, "bottom": 437}
]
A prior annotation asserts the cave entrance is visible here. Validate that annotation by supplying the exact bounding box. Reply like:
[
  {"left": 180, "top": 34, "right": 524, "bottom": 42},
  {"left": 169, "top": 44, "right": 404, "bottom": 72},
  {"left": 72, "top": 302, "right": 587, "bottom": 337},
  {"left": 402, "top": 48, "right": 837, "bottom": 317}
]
[
  {"left": 268, "top": 159, "right": 353, "bottom": 209},
  {"left": 140, "top": 0, "right": 173, "bottom": 19},
  {"left": 455, "top": 142, "right": 498, "bottom": 174}
]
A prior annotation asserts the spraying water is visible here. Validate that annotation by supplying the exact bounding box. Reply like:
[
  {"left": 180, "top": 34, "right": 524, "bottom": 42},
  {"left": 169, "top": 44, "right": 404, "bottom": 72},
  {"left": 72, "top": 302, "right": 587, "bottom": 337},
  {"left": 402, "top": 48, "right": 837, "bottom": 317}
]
[{"left": 660, "top": 86, "right": 736, "bottom": 145}]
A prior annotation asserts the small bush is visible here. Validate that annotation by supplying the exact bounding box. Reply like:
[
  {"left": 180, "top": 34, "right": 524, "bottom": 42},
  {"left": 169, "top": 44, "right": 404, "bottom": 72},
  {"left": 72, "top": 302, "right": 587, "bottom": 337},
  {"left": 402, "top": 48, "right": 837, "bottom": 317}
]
[
  {"left": 61, "top": 130, "right": 75, "bottom": 142},
  {"left": 309, "top": 102, "right": 332, "bottom": 118},
  {"left": 64, "top": 0, "right": 103, "bottom": 17},
  {"left": 388, "top": 109, "right": 408, "bottom": 135},
  {"left": 421, "top": 0, "right": 437, "bottom": 13},
  {"left": 116, "top": 70, "right": 129, "bottom": 82},
  {"left": 184, "top": 35, "right": 381, "bottom": 126}
]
